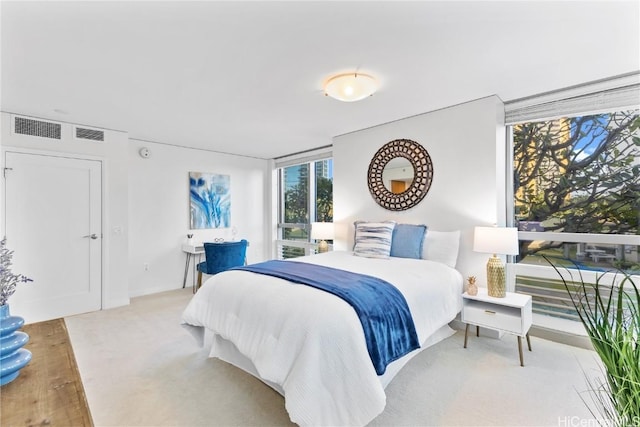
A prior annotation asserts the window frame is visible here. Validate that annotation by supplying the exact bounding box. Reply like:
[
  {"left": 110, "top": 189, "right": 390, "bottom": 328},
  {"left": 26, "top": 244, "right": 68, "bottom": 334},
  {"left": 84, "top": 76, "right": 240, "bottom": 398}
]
[
  {"left": 504, "top": 79, "right": 640, "bottom": 331},
  {"left": 506, "top": 113, "right": 640, "bottom": 279},
  {"left": 275, "top": 154, "right": 333, "bottom": 259}
]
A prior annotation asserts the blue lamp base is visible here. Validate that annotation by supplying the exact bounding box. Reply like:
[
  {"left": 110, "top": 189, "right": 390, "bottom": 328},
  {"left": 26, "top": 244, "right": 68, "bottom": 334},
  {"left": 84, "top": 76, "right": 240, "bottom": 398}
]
[{"left": 0, "top": 304, "right": 32, "bottom": 386}]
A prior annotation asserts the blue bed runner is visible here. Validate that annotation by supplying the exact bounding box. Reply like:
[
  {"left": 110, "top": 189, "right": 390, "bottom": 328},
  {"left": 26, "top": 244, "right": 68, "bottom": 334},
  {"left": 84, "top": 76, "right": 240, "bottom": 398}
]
[{"left": 231, "top": 260, "right": 419, "bottom": 375}]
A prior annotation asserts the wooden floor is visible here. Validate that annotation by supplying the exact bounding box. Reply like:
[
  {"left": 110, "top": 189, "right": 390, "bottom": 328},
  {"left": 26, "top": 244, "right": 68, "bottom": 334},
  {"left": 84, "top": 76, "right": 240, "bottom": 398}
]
[{"left": 1, "top": 318, "right": 93, "bottom": 427}]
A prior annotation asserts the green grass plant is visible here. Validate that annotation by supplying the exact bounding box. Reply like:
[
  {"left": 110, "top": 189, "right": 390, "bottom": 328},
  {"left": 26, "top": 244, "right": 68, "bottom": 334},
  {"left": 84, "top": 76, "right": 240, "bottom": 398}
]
[{"left": 543, "top": 256, "right": 640, "bottom": 426}]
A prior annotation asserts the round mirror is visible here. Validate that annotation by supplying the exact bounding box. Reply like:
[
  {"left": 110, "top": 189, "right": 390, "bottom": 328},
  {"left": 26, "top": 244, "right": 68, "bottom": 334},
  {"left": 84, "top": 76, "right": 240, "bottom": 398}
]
[
  {"left": 382, "top": 157, "right": 414, "bottom": 194},
  {"left": 367, "top": 139, "right": 434, "bottom": 211}
]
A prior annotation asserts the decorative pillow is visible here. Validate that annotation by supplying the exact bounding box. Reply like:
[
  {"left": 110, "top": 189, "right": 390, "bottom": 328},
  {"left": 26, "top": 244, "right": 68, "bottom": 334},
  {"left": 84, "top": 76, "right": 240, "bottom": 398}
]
[
  {"left": 353, "top": 221, "right": 396, "bottom": 259},
  {"left": 422, "top": 230, "right": 461, "bottom": 268},
  {"left": 390, "top": 224, "right": 427, "bottom": 259}
]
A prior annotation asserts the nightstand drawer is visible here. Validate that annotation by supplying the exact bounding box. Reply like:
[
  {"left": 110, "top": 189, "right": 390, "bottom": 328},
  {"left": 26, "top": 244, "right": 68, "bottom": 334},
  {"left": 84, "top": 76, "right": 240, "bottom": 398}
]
[
  {"left": 463, "top": 302, "right": 522, "bottom": 334},
  {"left": 462, "top": 290, "right": 533, "bottom": 366}
]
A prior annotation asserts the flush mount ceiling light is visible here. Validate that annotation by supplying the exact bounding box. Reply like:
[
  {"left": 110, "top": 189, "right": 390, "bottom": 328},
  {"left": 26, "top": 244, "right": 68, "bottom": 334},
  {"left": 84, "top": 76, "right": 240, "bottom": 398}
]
[{"left": 323, "top": 72, "right": 377, "bottom": 102}]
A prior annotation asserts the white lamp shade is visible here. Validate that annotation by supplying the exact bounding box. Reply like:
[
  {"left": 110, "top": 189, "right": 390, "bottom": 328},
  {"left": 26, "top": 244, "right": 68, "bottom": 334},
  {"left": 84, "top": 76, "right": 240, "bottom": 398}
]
[
  {"left": 324, "top": 73, "right": 377, "bottom": 102},
  {"left": 311, "top": 222, "right": 334, "bottom": 240},
  {"left": 473, "top": 226, "right": 519, "bottom": 255}
]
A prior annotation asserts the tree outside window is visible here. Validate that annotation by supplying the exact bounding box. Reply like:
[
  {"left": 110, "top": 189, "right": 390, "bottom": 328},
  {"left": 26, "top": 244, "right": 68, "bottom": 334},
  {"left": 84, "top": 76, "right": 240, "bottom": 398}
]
[
  {"left": 513, "top": 110, "right": 640, "bottom": 271},
  {"left": 283, "top": 164, "right": 309, "bottom": 241},
  {"left": 279, "top": 159, "right": 333, "bottom": 258},
  {"left": 315, "top": 161, "right": 333, "bottom": 223}
]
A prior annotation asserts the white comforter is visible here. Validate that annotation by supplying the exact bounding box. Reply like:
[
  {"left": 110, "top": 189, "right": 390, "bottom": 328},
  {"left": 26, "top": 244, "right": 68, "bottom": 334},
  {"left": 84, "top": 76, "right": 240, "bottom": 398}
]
[{"left": 181, "top": 251, "right": 463, "bottom": 426}]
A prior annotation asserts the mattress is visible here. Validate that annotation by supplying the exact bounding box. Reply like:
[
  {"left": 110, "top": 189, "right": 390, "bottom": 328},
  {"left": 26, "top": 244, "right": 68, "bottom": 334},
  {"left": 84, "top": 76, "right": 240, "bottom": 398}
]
[{"left": 182, "top": 251, "right": 463, "bottom": 426}]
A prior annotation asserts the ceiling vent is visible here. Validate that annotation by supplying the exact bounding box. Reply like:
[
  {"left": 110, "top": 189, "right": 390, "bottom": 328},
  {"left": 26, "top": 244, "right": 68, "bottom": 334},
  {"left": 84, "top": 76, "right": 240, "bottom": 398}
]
[
  {"left": 13, "top": 116, "right": 62, "bottom": 140},
  {"left": 74, "top": 126, "right": 105, "bottom": 142}
]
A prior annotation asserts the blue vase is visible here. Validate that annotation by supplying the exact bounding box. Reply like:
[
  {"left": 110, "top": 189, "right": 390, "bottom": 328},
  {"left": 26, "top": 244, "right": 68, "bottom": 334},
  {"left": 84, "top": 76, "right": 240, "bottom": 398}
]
[{"left": 0, "top": 304, "right": 32, "bottom": 386}]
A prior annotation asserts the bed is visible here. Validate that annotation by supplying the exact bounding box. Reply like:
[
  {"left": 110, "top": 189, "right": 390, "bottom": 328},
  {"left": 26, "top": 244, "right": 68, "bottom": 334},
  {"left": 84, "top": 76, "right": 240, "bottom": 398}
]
[{"left": 182, "top": 248, "right": 463, "bottom": 426}]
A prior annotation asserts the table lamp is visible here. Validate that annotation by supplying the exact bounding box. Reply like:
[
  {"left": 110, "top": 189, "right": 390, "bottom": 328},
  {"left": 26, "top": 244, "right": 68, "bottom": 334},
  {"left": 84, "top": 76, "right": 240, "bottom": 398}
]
[
  {"left": 311, "top": 222, "right": 334, "bottom": 253},
  {"left": 473, "top": 226, "right": 519, "bottom": 298}
]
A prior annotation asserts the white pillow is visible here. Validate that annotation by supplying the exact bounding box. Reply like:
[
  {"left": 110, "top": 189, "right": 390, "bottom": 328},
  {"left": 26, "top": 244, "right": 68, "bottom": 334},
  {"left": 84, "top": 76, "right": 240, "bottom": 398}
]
[
  {"left": 353, "top": 221, "right": 396, "bottom": 259},
  {"left": 422, "top": 230, "right": 460, "bottom": 268}
]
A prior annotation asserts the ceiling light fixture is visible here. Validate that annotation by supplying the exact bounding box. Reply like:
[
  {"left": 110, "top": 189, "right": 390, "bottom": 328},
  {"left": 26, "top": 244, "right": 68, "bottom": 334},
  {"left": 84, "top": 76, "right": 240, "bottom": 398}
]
[{"left": 323, "top": 72, "right": 377, "bottom": 102}]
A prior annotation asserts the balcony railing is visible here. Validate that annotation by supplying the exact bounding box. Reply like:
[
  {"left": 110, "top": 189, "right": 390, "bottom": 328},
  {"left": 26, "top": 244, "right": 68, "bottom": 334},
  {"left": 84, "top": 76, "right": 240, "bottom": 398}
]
[{"left": 275, "top": 239, "right": 317, "bottom": 260}]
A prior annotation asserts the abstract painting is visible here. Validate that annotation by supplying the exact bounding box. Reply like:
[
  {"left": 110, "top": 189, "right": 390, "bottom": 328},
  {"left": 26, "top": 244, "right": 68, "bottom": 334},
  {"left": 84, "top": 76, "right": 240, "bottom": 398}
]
[{"left": 189, "top": 172, "right": 230, "bottom": 229}]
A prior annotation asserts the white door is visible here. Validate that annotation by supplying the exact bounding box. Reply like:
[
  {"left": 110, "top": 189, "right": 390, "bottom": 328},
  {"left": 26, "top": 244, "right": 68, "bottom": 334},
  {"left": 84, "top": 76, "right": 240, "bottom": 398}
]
[{"left": 4, "top": 151, "right": 102, "bottom": 323}]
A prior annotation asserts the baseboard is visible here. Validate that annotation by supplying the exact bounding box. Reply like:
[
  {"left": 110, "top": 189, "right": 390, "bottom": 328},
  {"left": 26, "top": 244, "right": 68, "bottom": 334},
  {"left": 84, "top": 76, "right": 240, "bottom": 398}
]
[
  {"left": 102, "top": 297, "right": 130, "bottom": 310},
  {"left": 450, "top": 317, "right": 594, "bottom": 350},
  {"left": 528, "top": 325, "right": 594, "bottom": 351},
  {"left": 128, "top": 284, "right": 188, "bottom": 299}
]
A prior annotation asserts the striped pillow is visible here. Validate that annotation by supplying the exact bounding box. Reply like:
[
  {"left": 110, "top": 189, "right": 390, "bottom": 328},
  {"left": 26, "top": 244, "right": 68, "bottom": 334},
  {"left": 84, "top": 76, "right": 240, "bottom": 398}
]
[{"left": 354, "top": 221, "right": 396, "bottom": 259}]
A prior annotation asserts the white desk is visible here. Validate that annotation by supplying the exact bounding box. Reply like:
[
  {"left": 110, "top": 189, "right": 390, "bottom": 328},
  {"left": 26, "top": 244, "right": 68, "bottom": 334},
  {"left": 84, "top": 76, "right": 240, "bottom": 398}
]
[
  {"left": 182, "top": 242, "right": 204, "bottom": 254},
  {"left": 182, "top": 242, "right": 204, "bottom": 292}
]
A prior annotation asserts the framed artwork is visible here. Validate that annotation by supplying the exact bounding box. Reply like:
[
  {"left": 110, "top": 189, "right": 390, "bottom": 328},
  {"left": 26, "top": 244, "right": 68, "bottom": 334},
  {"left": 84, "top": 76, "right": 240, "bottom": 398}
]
[{"left": 189, "top": 172, "right": 230, "bottom": 229}]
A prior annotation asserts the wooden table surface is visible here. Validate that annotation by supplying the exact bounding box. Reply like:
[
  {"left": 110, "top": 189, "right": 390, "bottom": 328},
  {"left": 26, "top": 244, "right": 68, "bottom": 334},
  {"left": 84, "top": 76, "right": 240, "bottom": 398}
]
[{"left": 1, "top": 318, "right": 93, "bottom": 427}]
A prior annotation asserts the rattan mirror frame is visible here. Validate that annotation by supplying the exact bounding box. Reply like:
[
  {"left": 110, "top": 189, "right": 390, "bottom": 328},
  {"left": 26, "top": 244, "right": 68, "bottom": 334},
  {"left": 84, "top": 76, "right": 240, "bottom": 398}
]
[{"left": 367, "top": 139, "right": 434, "bottom": 211}]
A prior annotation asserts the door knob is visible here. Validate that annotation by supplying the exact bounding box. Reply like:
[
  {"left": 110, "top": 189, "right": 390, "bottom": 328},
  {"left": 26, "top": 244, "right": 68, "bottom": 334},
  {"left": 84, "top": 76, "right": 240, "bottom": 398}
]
[{"left": 83, "top": 234, "right": 99, "bottom": 240}]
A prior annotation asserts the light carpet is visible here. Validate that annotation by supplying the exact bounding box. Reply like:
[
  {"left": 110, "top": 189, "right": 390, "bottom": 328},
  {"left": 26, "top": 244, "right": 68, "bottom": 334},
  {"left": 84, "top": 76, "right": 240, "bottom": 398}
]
[{"left": 65, "top": 288, "right": 600, "bottom": 426}]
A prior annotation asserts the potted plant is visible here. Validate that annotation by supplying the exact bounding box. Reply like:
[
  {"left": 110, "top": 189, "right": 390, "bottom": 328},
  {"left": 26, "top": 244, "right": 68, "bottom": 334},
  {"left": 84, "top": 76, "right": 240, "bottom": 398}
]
[
  {"left": 0, "top": 237, "right": 33, "bottom": 386},
  {"left": 545, "top": 256, "right": 639, "bottom": 426}
]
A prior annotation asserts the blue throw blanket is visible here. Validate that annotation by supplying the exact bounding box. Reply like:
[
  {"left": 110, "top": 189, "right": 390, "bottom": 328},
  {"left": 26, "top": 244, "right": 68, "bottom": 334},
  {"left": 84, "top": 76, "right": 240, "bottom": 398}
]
[{"left": 231, "top": 260, "right": 419, "bottom": 375}]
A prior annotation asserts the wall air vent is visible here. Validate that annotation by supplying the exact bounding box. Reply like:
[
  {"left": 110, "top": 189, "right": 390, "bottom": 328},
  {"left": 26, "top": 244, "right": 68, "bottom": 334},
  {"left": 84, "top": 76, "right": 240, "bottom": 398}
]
[
  {"left": 13, "top": 116, "right": 62, "bottom": 140},
  {"left": 74, "top": 126, "right": 105, "bottom": 142}
]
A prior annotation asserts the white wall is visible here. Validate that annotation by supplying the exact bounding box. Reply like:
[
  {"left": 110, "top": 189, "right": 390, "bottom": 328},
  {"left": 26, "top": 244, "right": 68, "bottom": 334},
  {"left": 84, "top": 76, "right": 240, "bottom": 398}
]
[
  {"left": 333, "top": 96, "right": 506, "bottom": 284},
  {"left": 0, "top": 112, "right": 130, "bottom": 309},
  {"left": 1, "top": 112, "right": 270, "bottom": 308},
  {"left": 128, "top": 140, "right": 269, "bottom": 297},
  {"left": 2, "top": 94, "right": 503, "bottom": 307}
]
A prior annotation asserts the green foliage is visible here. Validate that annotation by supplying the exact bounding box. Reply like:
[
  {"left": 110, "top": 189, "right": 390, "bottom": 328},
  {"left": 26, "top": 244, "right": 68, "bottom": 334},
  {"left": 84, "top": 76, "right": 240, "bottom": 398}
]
[
  {"left": 283, "top": 163, "right": 333, "bottom": 223},
  {"left": 514, "top": 112, "right": 640, "bottom": 258},
  {"left": 284, "top": 164, "right": 309, "bottom": 223},
  {"left": 545, "top": 256, "right": 640, "bottom": 425},
  {"left": 315, "top": 176, "right": 333, "bottom": 222},
  {"left": 613, "top": 260, "right": 640, "bottom": 272}
]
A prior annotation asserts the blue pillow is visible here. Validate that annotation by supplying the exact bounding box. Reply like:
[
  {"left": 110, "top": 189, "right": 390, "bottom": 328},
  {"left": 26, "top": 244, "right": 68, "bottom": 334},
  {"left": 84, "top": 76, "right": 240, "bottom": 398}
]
[{"left": 390, "top": 224, "right": 427, "bottom": 259}]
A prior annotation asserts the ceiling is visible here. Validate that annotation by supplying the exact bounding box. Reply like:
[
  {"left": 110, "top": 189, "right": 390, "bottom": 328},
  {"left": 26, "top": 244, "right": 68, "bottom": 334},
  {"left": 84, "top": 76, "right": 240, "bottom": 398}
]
[{"left": 2, "top": 1, "right": 638, "bottom": 159}]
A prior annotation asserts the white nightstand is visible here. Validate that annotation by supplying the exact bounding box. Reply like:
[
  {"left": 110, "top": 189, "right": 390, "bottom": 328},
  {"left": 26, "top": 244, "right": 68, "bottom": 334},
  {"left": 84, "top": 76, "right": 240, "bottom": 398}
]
[{"left": 461, "top": 288, "right": 533, "bottom": 366}]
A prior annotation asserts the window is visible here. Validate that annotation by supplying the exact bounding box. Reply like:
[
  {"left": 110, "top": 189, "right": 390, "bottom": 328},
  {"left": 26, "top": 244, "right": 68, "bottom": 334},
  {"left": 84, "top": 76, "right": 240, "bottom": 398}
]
[
  {"left": 509, "top": 109, "right": 640, "bottom": 324},
  {"left": 277, "top": 158, "right": 333, "bottom": 259}
]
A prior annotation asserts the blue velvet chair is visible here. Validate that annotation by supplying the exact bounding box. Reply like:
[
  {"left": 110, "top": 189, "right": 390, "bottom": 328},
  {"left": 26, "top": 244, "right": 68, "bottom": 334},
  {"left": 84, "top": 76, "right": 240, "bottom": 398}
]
[{"left": 196, "top": 239, "right": 248, "bottom": 290}]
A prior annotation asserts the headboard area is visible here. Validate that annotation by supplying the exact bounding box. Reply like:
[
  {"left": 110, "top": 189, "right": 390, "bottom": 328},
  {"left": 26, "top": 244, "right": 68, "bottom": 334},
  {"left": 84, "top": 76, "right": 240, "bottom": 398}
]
[
  {"left": 351, "top": 220, "right": 461, "bottom": 268},
  {"left": 331, "top": 95, "right": 507, "bottom": 283}
]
